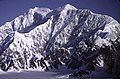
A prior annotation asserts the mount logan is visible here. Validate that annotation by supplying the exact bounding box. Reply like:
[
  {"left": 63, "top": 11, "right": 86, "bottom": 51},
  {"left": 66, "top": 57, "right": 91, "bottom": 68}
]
[{"left": 0, "top": 4, "right": 120, "bottom": 78}]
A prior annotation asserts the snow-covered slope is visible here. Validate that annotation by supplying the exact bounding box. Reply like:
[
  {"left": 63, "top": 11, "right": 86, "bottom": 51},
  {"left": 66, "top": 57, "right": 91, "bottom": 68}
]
[{"left": 0, "top": 4, "right": 120, "bottom": 78}]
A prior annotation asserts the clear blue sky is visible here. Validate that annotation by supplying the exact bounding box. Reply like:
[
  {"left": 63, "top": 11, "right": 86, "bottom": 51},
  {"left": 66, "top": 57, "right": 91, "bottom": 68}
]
[{"left": 0, "top": 0, "right": 120, "bottom": 26}]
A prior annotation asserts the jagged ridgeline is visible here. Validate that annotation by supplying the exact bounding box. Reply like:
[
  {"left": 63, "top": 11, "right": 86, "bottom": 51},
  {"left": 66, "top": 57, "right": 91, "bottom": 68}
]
[{"left": 0, "top": 4, "right": 120, "bottom": 78}]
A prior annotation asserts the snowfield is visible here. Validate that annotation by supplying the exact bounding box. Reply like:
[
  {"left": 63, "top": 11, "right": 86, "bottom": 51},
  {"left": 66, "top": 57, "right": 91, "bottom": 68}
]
[{"left": 0, "top": 67, "right": 114, "bottom": 79}]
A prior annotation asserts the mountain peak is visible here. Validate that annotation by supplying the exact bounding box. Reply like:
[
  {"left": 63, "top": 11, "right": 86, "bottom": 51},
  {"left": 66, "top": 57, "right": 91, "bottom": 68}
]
[
  {"left": 28, "top": 7, "right": 51, "bottom": 17},
  {"left": 58, "top": 4, "right": 77, "bottom": 11},
  {"left": 64, "top": 4, "right": 77, "bottom": 10}
]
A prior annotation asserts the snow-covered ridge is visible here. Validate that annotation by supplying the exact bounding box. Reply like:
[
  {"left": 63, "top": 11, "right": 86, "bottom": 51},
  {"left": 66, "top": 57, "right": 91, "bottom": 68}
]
[{"left": 0, "top": 4, "right": 120, "bottom": 74}]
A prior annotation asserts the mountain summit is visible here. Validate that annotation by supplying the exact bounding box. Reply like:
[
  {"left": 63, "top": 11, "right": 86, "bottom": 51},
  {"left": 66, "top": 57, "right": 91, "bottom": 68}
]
[{"left": 0, "top": 4, "right": 120, "bottom": 78}]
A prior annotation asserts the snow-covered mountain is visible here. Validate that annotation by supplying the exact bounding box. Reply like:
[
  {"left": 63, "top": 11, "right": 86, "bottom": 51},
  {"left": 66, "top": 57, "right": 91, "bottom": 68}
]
[{"left": 0, "top": 4, "right": 120, "bottom": 78}]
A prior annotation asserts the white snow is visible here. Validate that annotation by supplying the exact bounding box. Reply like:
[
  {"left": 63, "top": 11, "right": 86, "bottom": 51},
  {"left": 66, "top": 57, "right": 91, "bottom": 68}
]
[{"left": 29, "top": 7, "right": 52, "bottom": 17}]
